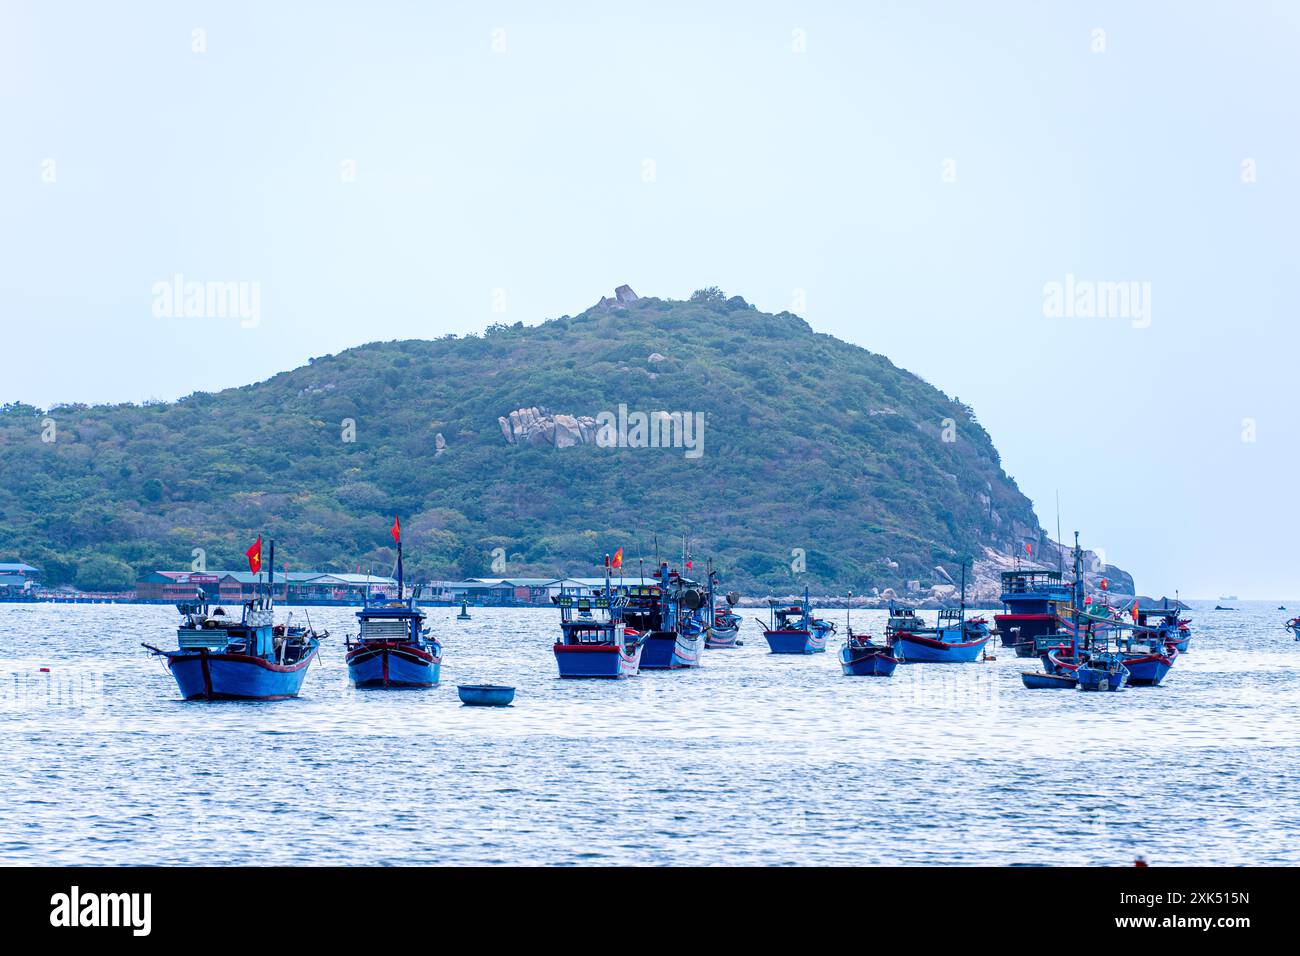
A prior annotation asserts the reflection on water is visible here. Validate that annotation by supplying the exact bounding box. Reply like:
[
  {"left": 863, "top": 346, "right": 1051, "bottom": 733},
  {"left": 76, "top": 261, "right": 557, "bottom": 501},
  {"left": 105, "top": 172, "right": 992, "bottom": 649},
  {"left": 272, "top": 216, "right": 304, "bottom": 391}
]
[{"left": 1, "top": 600, "right": 1297, "bottom": 864}]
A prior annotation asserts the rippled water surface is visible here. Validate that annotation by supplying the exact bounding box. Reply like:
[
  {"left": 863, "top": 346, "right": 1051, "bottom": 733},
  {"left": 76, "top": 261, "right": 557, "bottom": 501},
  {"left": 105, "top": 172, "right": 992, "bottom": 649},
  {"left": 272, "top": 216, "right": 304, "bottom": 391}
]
[{"left": 2, "top": 600, "right": 1298, "bottom": 865}]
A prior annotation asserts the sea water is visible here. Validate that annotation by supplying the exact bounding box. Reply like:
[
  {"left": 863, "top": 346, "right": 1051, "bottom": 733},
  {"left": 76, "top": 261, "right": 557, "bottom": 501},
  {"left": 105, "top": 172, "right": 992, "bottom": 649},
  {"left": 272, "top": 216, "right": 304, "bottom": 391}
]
[{"left": 1, "top": 600, "right": 1296, "bottom": 865}]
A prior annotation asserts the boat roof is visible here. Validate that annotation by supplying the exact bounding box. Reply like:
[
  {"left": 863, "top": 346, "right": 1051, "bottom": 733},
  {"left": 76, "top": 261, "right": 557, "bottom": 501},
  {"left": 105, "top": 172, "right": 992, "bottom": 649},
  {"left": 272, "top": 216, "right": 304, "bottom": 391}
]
[
  {"left": 1000, "top": 568, "right": 1063, "bottom": 580},
  {"left": 0, "top": 562, "right": 39, "bottom": 573}
]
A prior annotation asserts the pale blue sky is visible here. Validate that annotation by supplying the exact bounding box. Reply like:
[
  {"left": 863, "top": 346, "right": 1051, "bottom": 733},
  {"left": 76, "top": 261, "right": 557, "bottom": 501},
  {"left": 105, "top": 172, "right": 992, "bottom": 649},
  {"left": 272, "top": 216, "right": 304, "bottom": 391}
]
[{"left": 2, "top": 1, "right": 1297, "bottom": 597}]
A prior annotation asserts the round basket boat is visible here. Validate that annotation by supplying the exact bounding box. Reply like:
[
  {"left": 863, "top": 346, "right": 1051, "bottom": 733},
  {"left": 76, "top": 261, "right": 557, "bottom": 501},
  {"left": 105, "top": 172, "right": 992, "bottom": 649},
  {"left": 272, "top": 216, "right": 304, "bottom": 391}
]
[{"left": 457, "top": 684, "right": 515, "bottom": 707}]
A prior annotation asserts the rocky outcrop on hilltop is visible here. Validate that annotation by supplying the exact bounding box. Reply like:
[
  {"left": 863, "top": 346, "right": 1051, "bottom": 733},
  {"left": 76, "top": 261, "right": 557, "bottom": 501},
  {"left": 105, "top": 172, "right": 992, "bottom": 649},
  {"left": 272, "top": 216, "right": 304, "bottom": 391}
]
[{"left": 594, "top": 284, "right": 640, "bottom": 309}]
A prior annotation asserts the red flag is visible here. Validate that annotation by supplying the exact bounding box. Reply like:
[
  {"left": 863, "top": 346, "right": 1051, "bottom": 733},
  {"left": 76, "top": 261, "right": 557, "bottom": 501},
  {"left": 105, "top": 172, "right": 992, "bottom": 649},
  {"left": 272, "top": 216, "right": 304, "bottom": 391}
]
[
  {"left": 1100, "top": 577, "right": 1109, "bottom": 591},
  {"left": 1084, "top": 595, "right": 1093, "bottom": 605},
  {"left": 612, "top": 547, "right": 623, "bottom": 570},
  {"left": 245, "top": 537, "right": 262, "bottom": 574},
  {"left": 390, "top": 515, "right": 401, "bottom": 544},
  {"left": 1024, "top": 542, "right": 1033, "bottom": 557},
  {"left": 1130, "top": 600, "right": 1140, "bottom": 623},
  {"left": 686, "top": 560, "right": 693, "bottom": 570}
]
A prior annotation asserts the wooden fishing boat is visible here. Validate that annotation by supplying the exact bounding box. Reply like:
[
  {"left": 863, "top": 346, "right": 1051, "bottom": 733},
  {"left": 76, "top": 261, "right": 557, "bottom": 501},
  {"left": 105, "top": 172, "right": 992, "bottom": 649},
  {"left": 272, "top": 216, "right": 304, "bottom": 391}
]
[
  {"left": 144, "top": 540, "right": 320, "bottom": 701},
  {"left": 995, "top": 568, "right": 1073, "bottom": 657},
  {"left": 762, "top": 587, "right": 833, "bottom": 654},
  {"left": 1288, "top": 616, "right": 1300, "bottom": 640},
  {"left": 345, "top": 518, "right": 441, "bottom": 688},
  {"left": 836, "top": 590, "right": 897, "bottom": 675},
  {"left": 839, "top": 631, "right": 898, "bottom": 676},
  {"left": 1021, "top": 669, "right": 1077, "bottom": 689},
  {"left": 553, "top": 560, "right": 643, "bottom": 678},
  {"left": 622, "top": 562, "right": 706, "bottom": 669},
  {"left": 887, "top": 564, "right": 989, "bottom": 663},
  {"left": 1076, "top": 650, "right": 1128, "bottom": 692},
  {"left": 553, "top": 597, "right": 643, "bottom": 678}
]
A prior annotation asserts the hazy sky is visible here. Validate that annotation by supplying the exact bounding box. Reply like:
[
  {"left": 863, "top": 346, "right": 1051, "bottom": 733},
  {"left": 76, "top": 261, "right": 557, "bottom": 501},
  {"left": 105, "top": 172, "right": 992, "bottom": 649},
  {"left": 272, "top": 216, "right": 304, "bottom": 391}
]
[{"left": 2, "top": 2, "right": 1297, "bottom": 597}]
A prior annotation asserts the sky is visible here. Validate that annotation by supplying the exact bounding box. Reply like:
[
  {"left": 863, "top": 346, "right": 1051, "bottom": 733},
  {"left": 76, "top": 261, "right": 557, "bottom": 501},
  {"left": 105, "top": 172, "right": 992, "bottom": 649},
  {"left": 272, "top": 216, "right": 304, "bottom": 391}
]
[{"left": 1, "top": 1, "right": 1297, "bottom": 598}]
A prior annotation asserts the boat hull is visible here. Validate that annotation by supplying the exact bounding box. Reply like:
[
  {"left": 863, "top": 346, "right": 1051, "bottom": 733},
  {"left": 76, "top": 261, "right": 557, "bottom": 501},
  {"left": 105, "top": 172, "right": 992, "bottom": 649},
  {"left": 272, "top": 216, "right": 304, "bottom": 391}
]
[
  {"left": 166, "top": 648, "right": 317, "bottom": 701},
  {"left": 1166, "top": 633, "right": 1191, "bottom": 654},
  {"left": 995, "top": 612, "right": 1058, "bottom": 651},
  {"left": 1021, "top": 671, "right": 1077, "bottom": 689},
  {"left": 346, "top": 642, "right": 441, "bottom": 688},
  {"left": 553, "top": 642, "right": 642, "bottom": 678},
  {"left": 640, "top": 632, "right": 702, "bottom": 669},
  {"left": 1121, "top": 653, "right": 1174, "bottom": 687},
  {"left": 764, "top": 628, "right": 827, "bottom": 654},
  {"left": 892, "top": 632, "right": 990, "bottom": 663},
  {"left": 839, "top": 646, "right": 898, "bottom": 676}
]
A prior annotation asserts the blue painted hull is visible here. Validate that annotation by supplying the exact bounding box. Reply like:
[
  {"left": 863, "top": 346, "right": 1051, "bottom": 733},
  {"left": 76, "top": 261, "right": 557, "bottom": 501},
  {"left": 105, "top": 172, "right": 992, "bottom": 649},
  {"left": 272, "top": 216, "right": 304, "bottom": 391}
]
[
  {"left": 1077, "top": 665, "right": 1127, "bottom": 692},
  {"left": 458, "top": 685, "right": 515, "bottom": 706},
  {"left": 839, "top": 646, "right": 898, "bottom": 676},
  {"left": 346, "top": 643, "right": 441, "bottom": 688},
  {"left": 764, "top": 629, "right": 827, "bottom": 654},
  {"left": 892, "top": 632, "right": 990, "bottom": 663},
  {"left": 1021, "top": 671, "right": 1077, "bottom": 689},
  {"left": 1121, "top": 654, "right": 1173, "bottom": 687},
  {"left": 167, "top": 649, "right": 317, "bottom": 701},
  {"left": 554, "top": 642, "right": 642, "bottom": 678},
  {"left": 640, "top": 632, "right": 703, "bottom": 669}
]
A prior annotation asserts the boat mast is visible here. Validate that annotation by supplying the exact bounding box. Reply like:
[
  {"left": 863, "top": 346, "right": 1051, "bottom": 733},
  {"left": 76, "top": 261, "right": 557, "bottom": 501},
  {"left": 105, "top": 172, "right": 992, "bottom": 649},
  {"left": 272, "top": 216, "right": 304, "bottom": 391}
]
[
  {"left": 1072, "top": 531, "right": 1084, "bottom": 652},
  {"left": 267, "top": 540, "right": 276, "bottom": 610},
  {"left": 396, "top": 527, "right": 405, "bottom": 603},
  {"left": 959, "top": 560, "right": 967, "bottom": 627}
]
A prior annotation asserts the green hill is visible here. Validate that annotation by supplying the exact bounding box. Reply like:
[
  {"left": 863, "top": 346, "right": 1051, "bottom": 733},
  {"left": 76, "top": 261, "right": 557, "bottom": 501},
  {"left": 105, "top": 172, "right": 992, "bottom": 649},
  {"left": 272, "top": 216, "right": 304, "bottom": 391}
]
[{"left": 0, "top": 288, "right": 1047, "bottom": 593}]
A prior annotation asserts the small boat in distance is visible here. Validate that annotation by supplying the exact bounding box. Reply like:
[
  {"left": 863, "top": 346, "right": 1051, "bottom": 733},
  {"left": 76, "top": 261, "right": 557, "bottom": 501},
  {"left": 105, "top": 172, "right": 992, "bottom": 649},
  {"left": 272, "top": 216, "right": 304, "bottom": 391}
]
[
  {"left": 344, "top": 517, "right": 442, "bottom": 688},
  {"left": 839, "top": 591, "right": 897, "bottom": 676},
  {"left": 762, "top": 587, "right": 834, "bottom": 654},
  {"left": 144, "top": 539, "right": 320, "bottom": 701},
  {"left": 552, "top": 559, "right": 643, "bottom": 678}
]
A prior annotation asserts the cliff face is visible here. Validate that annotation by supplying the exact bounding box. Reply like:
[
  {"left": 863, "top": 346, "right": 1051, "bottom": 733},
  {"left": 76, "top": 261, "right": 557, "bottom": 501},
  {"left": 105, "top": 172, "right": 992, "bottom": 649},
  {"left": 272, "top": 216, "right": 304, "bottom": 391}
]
[{"left": 0, "top": 286, "right": 1132, "bottom": 594}]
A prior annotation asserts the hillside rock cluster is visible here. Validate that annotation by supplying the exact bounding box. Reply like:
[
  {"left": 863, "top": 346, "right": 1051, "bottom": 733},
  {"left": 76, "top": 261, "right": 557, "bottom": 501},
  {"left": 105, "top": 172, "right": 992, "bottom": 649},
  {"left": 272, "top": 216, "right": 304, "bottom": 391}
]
[{"left": 497, "top": 407, "right": 600, "bottom": 448}]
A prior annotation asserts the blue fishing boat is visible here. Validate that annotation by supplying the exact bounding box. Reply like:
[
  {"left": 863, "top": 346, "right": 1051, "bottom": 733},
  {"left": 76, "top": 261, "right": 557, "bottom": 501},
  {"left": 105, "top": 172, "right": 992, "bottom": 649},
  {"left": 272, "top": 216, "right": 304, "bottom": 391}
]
[
  {"left": 457, "top": 684, "right": 515, "bottom": 706},
  {"left": 995, "top": 568, "right": 1074, "bottom": 657},
  {"left": 838, "top": 592, "right": 897, "bottom": 676},
  {"left": 887, "top": 564, "right": 990, "bottom": 663},
  {"left": 553, "top": 556, "right": 643, "bottom": 678},
  {"left": 627, "top": 562, "right": 705, "bottom": 669},
  {"left": 1126, "top": 599, "right": 1192, "bottom": 654},
  {"left": 1288, "top": 616, "right": 1300, "bottom": 640},
  {"left": 344, "top": 517, "right": 442, "bottom": 688},
  {"left": 704, "top": 562, "right": 743, "bottom": 648},
  {"left": 1021, "top": 669, "right": 1077, "bottom": 689},
  {"left": 1075, "top": 650, "right": 1128, "bottom": 692},
  {"left": 143, "top": 540, "right": 320, "bottom": 700},
  {"left": 762, "top": 587, "right": 834, "bottom": 654}
]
